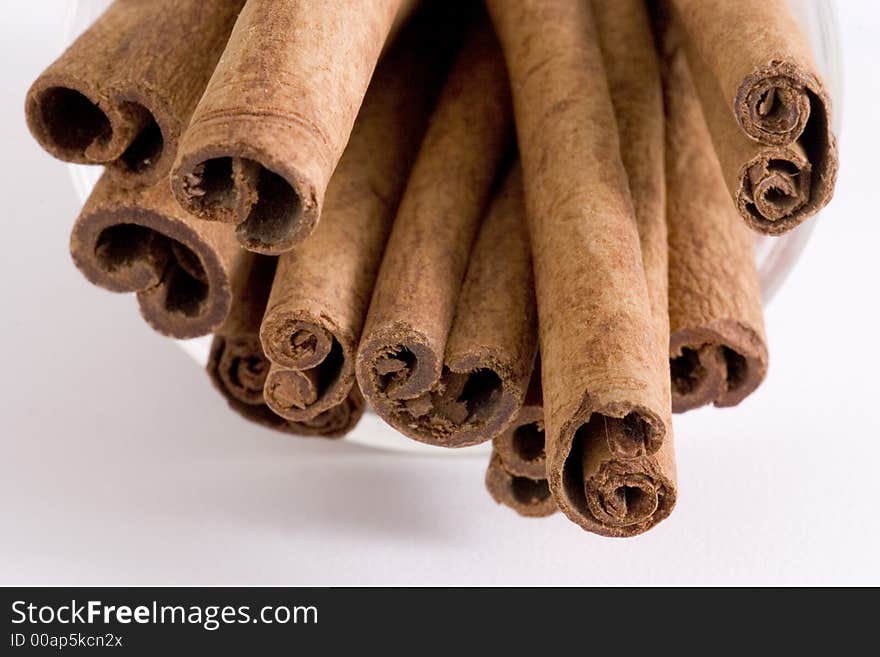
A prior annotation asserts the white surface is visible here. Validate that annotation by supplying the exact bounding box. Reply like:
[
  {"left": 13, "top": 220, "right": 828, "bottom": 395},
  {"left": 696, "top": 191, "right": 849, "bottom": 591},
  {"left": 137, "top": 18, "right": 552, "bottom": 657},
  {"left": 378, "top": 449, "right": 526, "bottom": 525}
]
[{"left": 1, "top": 1, "right": 878, "bottom": 585}]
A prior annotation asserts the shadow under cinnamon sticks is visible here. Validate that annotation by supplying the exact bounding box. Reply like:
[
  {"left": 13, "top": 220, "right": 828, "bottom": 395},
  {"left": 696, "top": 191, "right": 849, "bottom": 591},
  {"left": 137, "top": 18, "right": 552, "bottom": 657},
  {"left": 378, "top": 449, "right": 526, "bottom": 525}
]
[
  {"left": 26, "top": 0, "right": 245, "bottom": 188},
  {"left": 70, "top": 173, "right": 244, "bottom": 339}
]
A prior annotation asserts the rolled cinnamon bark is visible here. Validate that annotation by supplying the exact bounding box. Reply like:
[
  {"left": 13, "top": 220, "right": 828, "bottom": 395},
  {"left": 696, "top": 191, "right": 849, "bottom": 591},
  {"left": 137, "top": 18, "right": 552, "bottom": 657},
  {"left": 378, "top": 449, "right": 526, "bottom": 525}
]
[
  {"left": 260, "top": 8, "right": 455, "bottom": 423},
  {"left": 485, "top": 452, "right": 556, "bottom": 519},
  {"left": 588, "top": 0, "right": 678, "bottom": 536},
  {"left": 209, "top": 339, "right": 365, "bottom": 438},
  {"left": 358, "top": 165, "right": 535, "bottom": 448},
  {"left": 70, "top": 173, "right": 244, "bottom": 339},
  {"left": 661, "top": 21, "right": 769, "bottom": 413},
  {"left": 667, "top": 0, "right": 838, "bottom": 234},
  {"left": 487, "top": 0, "right": 674, "bottom": 535},
  {"left": 573, "top": 420, "right": 676, "bottom": 537},
  {"left": 26, "top": 0, "right": 245, "bottom": 187},
  {"left": 491, "top": 364, "right": 545, "bottom": 480},
  {"left": 208, "top": 254, "right": 364, "bottom": 438},
  {"left": 170, "top": 0, "right": 408, "bottom": 254},
  {"left": 356, "top": 20, "right": 522, "bottom": 448},
  {"left": 670, "top": 0, "right": 830, "bottom": 146}
]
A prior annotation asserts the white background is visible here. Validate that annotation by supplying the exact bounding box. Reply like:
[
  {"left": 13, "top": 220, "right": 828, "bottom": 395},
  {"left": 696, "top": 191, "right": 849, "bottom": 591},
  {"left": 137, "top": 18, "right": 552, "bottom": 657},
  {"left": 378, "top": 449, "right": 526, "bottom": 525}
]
[{"left": 1, "top": 1, "right": 878, "bottom": 585}]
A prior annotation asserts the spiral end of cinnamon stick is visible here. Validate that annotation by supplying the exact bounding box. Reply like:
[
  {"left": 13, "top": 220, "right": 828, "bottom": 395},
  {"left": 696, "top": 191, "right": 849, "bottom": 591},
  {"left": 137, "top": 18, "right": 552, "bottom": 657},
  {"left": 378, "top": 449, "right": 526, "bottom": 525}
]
[
  {"left": 736, "top": 66, "right": 812, "bottom": 146},
  {"left": 358, "top": 331, "right": 518, "bottom": 447},
  {"left": 260, "top": 317, "right": 335, "bottom": 370},
  {"left": 215, "top": 336, "right": 271, "bottom": 406},
  {"left": 208, "top": 336, "right": 363, "bottom": 439},
  {"left": 581, "top": 460, "right": 672, "bottom": 533},
  {"left": 670, "top": 327, "right": 768, "bottom": 413},
  {"left": 738, "top": 147, "right": 812, "bottom": 234},
  {"left": 26, "top": 78, "right": 167, "bottom": 186},
  {"left": 485, "top": 452, "right": 556, "bottom": 518},
  {"left": 260, "top": 314, "right": 353, "bottom": 421},
  {"left": 264, "top": 365, "right": 320, "bottom": 416},
  {"left": 492, "top": 408, "right": 546, "bottom": 480},
  {"left": 386, "top": 363, "right": 517, "bottom": 447},
  {"left": 71, "top": 200, "right": 233, "bottom": 339},
  {"left": 172, "top": 152, "right": 315, "bottom": 255},
  {"left": 359, "top": 331, "right": 439, "bottom": 403},
  {"left": 553, "top": 418, "right": 676, "bottom": 537}
]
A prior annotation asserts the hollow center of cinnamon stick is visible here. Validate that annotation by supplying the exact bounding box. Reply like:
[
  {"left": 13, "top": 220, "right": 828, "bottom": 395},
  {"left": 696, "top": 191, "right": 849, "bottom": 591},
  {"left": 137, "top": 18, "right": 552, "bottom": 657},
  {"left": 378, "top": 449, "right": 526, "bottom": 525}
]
[
  {"left": 183, "top": 158, "right": 237, "bottom": 212},
  {"left": 94, "top": 224, "right": 209, "bottom": 317},
  {"left": 510, "top": 475, "right": 551, "bottom": 505},
  {"left": 746, "top": 79, "right": 806, "bottom": 137},
  {"left": 95, "top": 224, "right": 166, "bottom": 274},
  {"left": 290, "top": 330, "right": 319, "bottom": 360},
  {"left": 672, "top": 344, "right": 751, "bottom": 403},
  {"left": 746, "top": 157, "right": 808, "bottom": 221},
  {"left": 184, "top": 156, "right": 302, "bottom": 250},
  {"left": 315, "top": 339, "right": 345, "bottom": 398},
  {"left": 230, "top": 354, "right": 269, "bottom": 396},
  {"left": 458, "top": 369, "right": 503, "bottom": 421},
  {"left": 375, "top": 347, "right": 417, "bottom": 393},
  {"left": 721, "top": 347, "right": 748, "bottom": 391},
  {"left": 670, "top": 347, "right": 705, "bottom": 395},
  {"left": 37, "top": 87, "right": 111, "bottom": 155},
  {"left": 237, "top": 166, "right": 301, "bottom": 249},
  {"left": 512, "top": 421, "right": 545, "bottom": 463},
  {"left": 753, "top": 86, "right": 799, "bottom": 132},
  {"left": 163, "top": 263, "right": 209, "bottom": 316},
  {"left": 169, "top": 241, "right": 208, "bottom": 284},
  {"left": 606, "top": 483, "right": 656, "bottom": 522},
  {"left": 757, "top": 88, "right": 782, "bottom": 119},
  {"left": 118, "top": 111, "right": 163, "bottom": 174},
  {"left": 399, "top": 368, "right": 503, "bottom": 432}
]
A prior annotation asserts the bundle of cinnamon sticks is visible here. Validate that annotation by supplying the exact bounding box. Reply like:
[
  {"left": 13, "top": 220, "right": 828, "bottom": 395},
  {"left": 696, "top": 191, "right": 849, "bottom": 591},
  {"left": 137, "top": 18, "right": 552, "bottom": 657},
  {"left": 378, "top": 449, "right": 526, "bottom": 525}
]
[{"left": 27, "top": 0, "right": 837, "bottom": 538}]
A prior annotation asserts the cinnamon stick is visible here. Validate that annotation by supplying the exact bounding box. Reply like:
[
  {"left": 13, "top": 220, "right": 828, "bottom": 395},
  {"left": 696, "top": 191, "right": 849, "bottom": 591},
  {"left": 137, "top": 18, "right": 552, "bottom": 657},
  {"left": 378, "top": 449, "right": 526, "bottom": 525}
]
[
  {"left": 667, "top": 0, "right": 838, "bottom": 234},
  {"left": 661, "top": 20, "right": 769, "bottom": 413},
  {"left": 209, "top": 339, "right": 365, "bottom": 439},
  {"left": 260, "top": 8, "right": 456, "bottom": 423},
  {"left": 670, "top": 0, "right": 831, "bottom": 146},
  {"left": 487, "top": 0, "right": 674, "bottom": 535},
  {"left": 574, "top": 419, "right": 676, "bottom": 537},
  {"left": 485, "top": 452, "right": 557, "bottom": 519},
  {"left": 356, "top": 19, "right": 521, "bottom": 448},
  {"left": 70, "top": 173, "right": 244, "bottom": 339},
  {"left": 26, "top": 0, "right": 244, "bottom": 187},
  {"left": 170, "top": 0, "right": 412, "bottom": 254},
  {"left": 208, "top": 254, "right": 364, "bottom": 439},
  {"left": 358, "top": 165, "right": 535, "bottom": 448},
  {"left": 583, "top": 0, "right": 678, "bottom": 536}
]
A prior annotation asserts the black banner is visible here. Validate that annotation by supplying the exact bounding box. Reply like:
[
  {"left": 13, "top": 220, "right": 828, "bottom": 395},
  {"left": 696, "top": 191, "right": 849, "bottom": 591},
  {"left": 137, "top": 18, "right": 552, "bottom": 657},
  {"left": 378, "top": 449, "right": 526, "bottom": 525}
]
[{"left": 0, "top": 587, "right": 868, "bottom": 652}]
